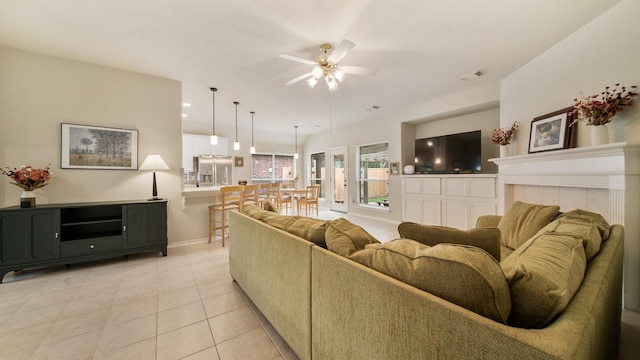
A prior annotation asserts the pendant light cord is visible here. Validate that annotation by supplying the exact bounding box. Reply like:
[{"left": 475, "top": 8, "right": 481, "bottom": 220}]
[
  {"left": 210, "top": 87, "right": 217, "bottom": 135},
  {"left": 234, "top": 101, "right": 239, "bottom": 142}
]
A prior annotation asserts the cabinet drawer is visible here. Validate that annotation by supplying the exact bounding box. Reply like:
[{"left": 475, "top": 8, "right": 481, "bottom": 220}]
[{"left": 60, "top": 236, "right": 122, "bottom": 258}]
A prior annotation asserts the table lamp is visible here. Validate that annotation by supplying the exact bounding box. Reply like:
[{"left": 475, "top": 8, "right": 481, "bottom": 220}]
[{"left": 139, "top": 154, "right": 170, "bottom": 200}]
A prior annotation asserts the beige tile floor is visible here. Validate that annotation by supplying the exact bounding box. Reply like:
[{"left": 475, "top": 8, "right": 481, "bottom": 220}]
[{"left": 0, "top": 209, "right": 637, "bottom": 360}]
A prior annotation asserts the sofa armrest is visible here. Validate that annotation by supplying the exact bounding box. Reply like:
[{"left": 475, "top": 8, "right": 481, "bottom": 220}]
[{"left": 476, "top": 215, "right": 502, "bottom": 228}]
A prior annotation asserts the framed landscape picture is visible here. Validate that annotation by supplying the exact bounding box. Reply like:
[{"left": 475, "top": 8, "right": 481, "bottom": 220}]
[
  {"left": 528, "top": 107, "right": 576, "bottom": 153},
  {"left": 61, "top": 123, "right": 139, "bottom": 169}
]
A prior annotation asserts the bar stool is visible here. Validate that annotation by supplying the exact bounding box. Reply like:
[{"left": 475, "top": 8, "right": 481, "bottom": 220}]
[
  {"left": 257, "top": 183, "right": 271, "bottom": 208},
  {"left": 209, "top": 185, "right": 244, "bottom": 246},
  {"left": 242, "top": 184, "right": 259, "bottom": 206}
]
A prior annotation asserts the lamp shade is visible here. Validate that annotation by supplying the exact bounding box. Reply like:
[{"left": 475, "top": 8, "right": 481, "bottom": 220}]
[{"left": 139, "top": 154, "right": 170, "bottom": 171}]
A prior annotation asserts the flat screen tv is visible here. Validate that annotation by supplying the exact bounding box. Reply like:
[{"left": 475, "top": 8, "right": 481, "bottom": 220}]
[{"left": 414, "top": 130, "right": 481, "bottom": 174}]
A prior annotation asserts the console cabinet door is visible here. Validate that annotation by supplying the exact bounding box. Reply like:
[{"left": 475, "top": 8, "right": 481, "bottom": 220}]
[
  {"left": 123, "top": 203, "right": 167, "bottom": 249},
  {"left": 0, "top": 209, "right": 59, "bottom": 266}
]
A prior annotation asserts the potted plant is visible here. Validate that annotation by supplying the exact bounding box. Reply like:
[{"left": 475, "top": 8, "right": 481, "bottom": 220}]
[
  {"left": 571, "top": 83, "right": 637, "bottom": 145},
  {"left": 490, "top": 121, "right": 519, "bottom": 157},
  {"left": 1, "top": 164, "right": 52, "bottom": 208}
]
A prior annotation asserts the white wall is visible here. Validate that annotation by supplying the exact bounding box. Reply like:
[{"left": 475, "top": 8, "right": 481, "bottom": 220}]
[
  {"left": 501, "top": 0, "right": 640, "bottom": 154},
  {"left": 0, "top": 46, "right": 185, "bottom": 244}
]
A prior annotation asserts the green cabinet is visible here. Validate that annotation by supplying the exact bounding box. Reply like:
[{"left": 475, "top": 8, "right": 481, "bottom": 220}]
[
  {"left": 0, "top": 209, "right": 59, "bottom": 266},
  {"left": 0, "top": 200, "right": 167, "bottom": 283},
  {"left": 123, "top": 202, "right": 167, "bottom": 253}
]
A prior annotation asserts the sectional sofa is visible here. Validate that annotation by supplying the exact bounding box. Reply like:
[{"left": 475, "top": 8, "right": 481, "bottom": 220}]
[{"left": 228, "top": 202, "right": 623, "bottom": 360}]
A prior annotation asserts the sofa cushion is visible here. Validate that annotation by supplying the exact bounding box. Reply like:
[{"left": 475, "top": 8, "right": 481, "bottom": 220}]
[
  {"left": 239, "top": 203, "right": 274, "bottom": 221},
  {"left": 262, "top": 199, "right": 279, "bottom": 213},
  {"left": 398, "top": 222, "right": 501, "bottom": 261},
  {"left": 501, "top": 231, "right": 586, "bottom": 328},
  {"left": 498, "top": 201, "right": 560, "bottom": 249},
  {"left": 538, "top": 209, "right": 609, "bottom": 261},
  {"left": 260, "top": 213, "right": 327, "bottom": 248},
  {"left": 325, "top": 218, "right": 380, "bottom": 257},
  {"left": 350, "top": 239, "right": 511, "bottom": 323}
]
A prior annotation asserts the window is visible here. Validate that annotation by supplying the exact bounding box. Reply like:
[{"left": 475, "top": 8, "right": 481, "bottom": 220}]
[
  {"left": 310, "top": 152, "right": 325, "bottom": 199},
  {"left": 357, "top": 142, "right": 389, "bottom": 208},
  {"left": 251, "top": 154, "right": 296, "bottom": 185}
]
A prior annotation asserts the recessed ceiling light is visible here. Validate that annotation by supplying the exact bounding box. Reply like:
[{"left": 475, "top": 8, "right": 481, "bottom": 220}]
[
  {"left": 181, "top": 114, "right": 187, "bottom": 118},
  {"left": 182, "top": 102, "right": 191, "bottom": 107},
  {"left": 314, "top": 125, "right": 321, "bottom": 129}
]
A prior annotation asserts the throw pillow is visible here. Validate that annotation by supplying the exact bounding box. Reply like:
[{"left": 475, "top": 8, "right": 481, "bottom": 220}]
[
  {"left": 501, "top": 231, "right": 586, "bottom": 328},
  {"left": 497, "top": 201, "right": 560, "bottom": 249},
  {"left": 325, "top": 218, "right": 380, "bottom": 257},
  {"left": 350, "top": 240, "right": 511, "bottom": 324},
  {"left": 397, "top": 222, "right": 501, "bottom": 261}
]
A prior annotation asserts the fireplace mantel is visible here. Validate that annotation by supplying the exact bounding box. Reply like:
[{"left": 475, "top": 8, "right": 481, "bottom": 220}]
[{"left": 490, "top": 142, "right": 640, "bottom": 311}]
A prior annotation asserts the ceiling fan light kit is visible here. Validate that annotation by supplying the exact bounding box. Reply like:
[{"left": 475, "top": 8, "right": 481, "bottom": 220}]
[{"left": 280, "top": 39, "right": 377, "bottom": 91}]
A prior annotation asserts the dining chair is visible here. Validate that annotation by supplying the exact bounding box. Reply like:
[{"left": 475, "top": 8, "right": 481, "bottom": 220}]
[
  {"left": 208, "top": 185, "right": 244, "bottom": 246},
  {"left": 271, "top": 182, "right": 292, "bottom": 214},
  {"left": 297, "top": 185, "right": 320, "bottom": 216}
]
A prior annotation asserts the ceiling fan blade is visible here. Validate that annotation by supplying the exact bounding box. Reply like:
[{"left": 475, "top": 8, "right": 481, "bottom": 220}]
[
  {"left": 278, "top": 53, "right": 317, "bottom": 66},
  {"left": 340, "top": 65, "right": 377, "bottom": 76},
  {"left": 285, "top": 72, "right": 312, "bottom": 85},
  {"left": 327, "top": 39, "right": 355, "bottom": 63}
]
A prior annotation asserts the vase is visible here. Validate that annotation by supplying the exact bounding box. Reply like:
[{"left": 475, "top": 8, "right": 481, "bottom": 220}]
[
  {"left": 500, "top": 145, "right": 509, "bottom": 157},
  {"left": 590, "top": 125, "right": 609, "bottom": 146},
  {"left": 20, "top": 190, "right": 35, "bottom": 208}
]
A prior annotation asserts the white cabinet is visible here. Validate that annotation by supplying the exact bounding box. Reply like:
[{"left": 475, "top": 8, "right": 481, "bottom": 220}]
[
  {"left": 401, "top": 175, "right": 497, "bottom": 229},
  {"left": 182, "top": 134, "right": 229, "bottom": 173}
]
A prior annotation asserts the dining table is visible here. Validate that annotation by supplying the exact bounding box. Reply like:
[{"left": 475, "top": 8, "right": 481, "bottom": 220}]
[{"left": 280, "top": 188, "right": 308, "bottom": 214}]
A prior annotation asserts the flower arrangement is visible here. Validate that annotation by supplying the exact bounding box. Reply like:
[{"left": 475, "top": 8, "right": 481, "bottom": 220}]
[
  {"left": 490, "top": 121, "right": 519, "bottom": 145},
  {"left": 571, "top": 83, "right": 637, "bottom": 126},
  {"left": 1, "top": 164, "right": 52, "bottom": 191}
]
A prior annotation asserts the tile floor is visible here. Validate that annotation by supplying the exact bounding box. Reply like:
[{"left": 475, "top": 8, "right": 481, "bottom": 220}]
[{"left": 0, "top": 209, "right": 637, "bottom": 359}]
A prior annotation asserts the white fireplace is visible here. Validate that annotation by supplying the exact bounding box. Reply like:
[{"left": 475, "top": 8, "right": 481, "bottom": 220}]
[{"left": 491, "top": 142, "right": 640, "bottom": 311}]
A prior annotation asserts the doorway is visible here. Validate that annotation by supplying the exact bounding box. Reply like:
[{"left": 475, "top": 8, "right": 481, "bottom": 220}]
[{"left": 330, "top": 146, "right": 348, "bottom": 212}]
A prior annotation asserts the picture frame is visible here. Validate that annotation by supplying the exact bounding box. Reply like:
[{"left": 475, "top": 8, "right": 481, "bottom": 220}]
[
  {"left": 528, "top": 107, "right": 576, "bottom": 153},
  {"left": 390, "top": 162, "right": 399, "bottom": 175},
  {"left": 234, "top": 156, "right": 244, "bottom": 167},
  {"left": 61, "top": 123, "right": 139, "bottom": 170}
]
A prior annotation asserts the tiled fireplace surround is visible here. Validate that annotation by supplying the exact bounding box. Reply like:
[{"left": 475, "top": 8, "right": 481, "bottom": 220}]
[{"left": 491, "top": 142, "right": 640, "bottom": 311}]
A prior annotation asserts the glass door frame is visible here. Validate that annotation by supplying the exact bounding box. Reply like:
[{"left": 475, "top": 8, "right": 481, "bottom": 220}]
[{"left": 329, "top": 146, "right": 348, "bottom": 212}]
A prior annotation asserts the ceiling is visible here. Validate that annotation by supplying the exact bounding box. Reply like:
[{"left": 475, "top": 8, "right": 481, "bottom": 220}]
[{"left": 0, "top": 0, "right": 621, "bottom": 145}]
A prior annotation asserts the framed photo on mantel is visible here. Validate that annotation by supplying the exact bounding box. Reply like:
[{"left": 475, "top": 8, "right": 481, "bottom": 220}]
[{"left": 528, "top": 107, "right": 577, "bottom": 154}]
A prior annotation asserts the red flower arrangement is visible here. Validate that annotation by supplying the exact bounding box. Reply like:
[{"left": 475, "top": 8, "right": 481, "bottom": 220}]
[
  {"left": 1, "top": 164, "right": 52, "bottom": 191},
  {"left": 571, "top": 83, "right": 637, "bottom": 126},
  {"left": 490, "top": 121, "right": 519, "bottom": 145}
]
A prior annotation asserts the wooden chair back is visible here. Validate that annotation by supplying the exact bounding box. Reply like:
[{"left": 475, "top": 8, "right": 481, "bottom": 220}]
[{"left": 242, "top": 184, "right": 259, "bottom": 205}]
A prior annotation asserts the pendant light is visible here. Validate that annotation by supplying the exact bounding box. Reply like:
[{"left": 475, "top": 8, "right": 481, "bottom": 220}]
[
  {"left": 250, "top": 111, "right": 256, "bottom": 154},
  {"left": 210, "top": 88, "right": 218, "bottom": 145},
  {"left": 294, "top": 125, "right": 299, "bottom": 159},
  {"left": 233, "top": 101, "right": 240, "bottom": 151}
]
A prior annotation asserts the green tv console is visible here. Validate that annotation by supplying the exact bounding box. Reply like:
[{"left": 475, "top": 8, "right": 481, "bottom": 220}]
[{"left": 0, "top": 199, "right": 167, "bottom": 283}]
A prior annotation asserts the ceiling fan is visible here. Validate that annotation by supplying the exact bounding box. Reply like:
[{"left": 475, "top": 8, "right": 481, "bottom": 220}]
[{"left": 279, "top": 39, "right": 377, "bottom": 91}]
